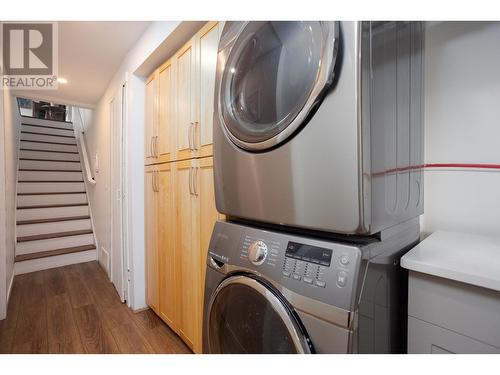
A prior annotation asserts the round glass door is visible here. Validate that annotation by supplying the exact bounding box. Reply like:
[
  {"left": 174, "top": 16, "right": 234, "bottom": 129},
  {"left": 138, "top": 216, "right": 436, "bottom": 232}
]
[
  {"left": 220, "top": 21, "right": 338, "bottom": 150},
  {"left": 207, "top": 275, "right": 311, "bottom": 354}
]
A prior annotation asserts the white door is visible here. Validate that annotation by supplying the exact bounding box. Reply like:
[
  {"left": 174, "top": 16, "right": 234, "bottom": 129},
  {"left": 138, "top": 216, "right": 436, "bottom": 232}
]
[{"left": 110, "top": 85, "right": 126, "bottom": 302}]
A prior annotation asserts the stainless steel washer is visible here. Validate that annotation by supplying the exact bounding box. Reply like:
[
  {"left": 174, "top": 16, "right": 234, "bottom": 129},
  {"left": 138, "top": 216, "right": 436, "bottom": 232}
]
[
  {"left": 213, "top": 21, "right": 425, "bottom": 235},
  {"left": 203, "top": 219, "right": 420, "bottom": 353}
]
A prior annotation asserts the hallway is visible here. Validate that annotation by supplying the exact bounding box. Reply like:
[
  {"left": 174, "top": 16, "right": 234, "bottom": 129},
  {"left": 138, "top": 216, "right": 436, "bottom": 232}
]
[{"left": 0, "top": 262, "right": 191, "bottom": 354}]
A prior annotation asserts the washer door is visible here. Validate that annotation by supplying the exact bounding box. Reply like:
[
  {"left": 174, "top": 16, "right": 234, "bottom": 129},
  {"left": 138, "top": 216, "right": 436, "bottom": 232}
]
[
  {"left": 207, "top": 275, "right": 312, "bottom": 354},
  {"left": 219, "top": 21, "right": 339, "bottom": 151}
]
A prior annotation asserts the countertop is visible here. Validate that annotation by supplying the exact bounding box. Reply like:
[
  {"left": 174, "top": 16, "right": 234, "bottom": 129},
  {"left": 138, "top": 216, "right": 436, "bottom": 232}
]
[{"left": 401, "top": 231, "right": 500, "bottom": 292}]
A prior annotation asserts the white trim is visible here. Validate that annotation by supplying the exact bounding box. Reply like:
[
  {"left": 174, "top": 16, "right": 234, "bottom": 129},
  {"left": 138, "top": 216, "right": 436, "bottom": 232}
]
[
  {"left": 14, "top": 249, "right": 97, "bottom": 275},
  {"left": 7, "top": 270, "right": 15, "bottom": 303},
  {"left": 0, "top": 81, "right": 7, "bottom": 320}
]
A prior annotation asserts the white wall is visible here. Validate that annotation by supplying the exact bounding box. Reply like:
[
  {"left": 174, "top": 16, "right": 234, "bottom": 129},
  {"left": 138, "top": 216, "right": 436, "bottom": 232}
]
[
  {"left": 0, "top": 90, "right": 21, "bottom": 319},
  {"left": 84, "top": 21, "right": 180, "bottom": 310},
  {"left": 422, "top": 22, "right": 500, "bottom": 238}
]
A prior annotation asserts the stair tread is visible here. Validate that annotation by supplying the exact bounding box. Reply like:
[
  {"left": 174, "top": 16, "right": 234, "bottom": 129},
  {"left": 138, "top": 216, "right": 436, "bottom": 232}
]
[
  {"left": 17, "top": 229, "right": 93, "bottom": 243},
  {"left": 17, "top": 203, "right": 88, "bottom": 209},
  {"left": 19, "top": 169, "right": 82, "bottom": 172},
  {"left": 19, "top": 180, "right": 84, "bottom": 183},
  {"left": 15, "top": 244, "right": 95, "bottom": 262},
  {"left": 20, "top": 158, "right": 80, "bottom": 163},
  {"left": 17, "top": 191, "right": 86, "bottom": 196},
  {"left": 18, "top": 140, "right": 77, "bottom": 146},
  {"left": 20, "top": 148, "right": 79, "bottom": 154},
  {"left": 21, "top": 122, "right": 74, "bottom": 131},
  {"left": 17, "top": 215, "right": 91, "bottom": 225},
  {"left": 21, "top": 130, "right": 75, "bottom": 139}
]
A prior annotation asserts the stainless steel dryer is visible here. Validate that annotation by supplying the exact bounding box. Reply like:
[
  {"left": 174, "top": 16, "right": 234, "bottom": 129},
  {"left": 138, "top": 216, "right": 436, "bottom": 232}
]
[
  {"left": 203, "top": 219, "right": 420, "bottom": 353},
  {"left": 213, "top": 21, "right": 425, "bottom": 235}
]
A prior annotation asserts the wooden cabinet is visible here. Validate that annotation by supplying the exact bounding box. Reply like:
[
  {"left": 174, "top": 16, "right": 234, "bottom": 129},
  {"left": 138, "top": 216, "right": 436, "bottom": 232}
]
[
  {"left": 144, "top": 22, "right": 223, "bottom": 354},
  {"left": 144, "top": 165, "right": 159, "bottom": 313},
  {"left": 145, "top": 72, "right": 158, "bottom": 165},
  {"left": 196, "top": 22, "right": 220, "bottom": 158},
  {"left": 157, "top": 162, "right": 176, "bottom": 327},
  {"left": 174, "top": 39, "right": 197, "bottom": 161},
  {"left": 157, "top": 59, "right": 176, "bottom": 163},
  {"left": 174, "top": 159, "right": 199, "bottom": 349}
]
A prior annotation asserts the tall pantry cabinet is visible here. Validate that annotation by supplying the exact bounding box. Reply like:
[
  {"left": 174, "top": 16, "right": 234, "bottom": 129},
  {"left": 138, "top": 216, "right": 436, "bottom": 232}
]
[{"left": 144, "top": 22, "right": 222, "bottom": 354}]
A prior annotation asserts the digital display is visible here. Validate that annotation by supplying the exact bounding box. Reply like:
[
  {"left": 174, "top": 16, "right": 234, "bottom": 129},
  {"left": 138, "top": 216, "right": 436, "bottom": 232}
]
[{"left": 285, "top": 241, "right": 333, "bottom": 267}]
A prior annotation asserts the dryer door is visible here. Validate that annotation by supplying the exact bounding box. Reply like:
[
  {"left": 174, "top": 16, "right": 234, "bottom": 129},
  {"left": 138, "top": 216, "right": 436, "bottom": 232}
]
[
  {"left": 219, "top": 21, "right": 339, "bottom": 151},
  {"left": 206, "top": 275, "right": 312, "bottom": 354}
]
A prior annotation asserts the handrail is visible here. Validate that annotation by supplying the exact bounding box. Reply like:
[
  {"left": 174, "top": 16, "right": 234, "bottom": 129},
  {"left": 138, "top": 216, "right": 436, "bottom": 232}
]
[{"left": 74, "top": 107, "right": 96, "bottom": 186}]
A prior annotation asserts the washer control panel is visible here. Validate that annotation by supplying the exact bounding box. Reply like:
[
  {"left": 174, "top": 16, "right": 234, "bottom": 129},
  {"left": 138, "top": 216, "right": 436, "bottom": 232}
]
[{"left": 209, "top": 221, "right": 363, "bottom": 310}]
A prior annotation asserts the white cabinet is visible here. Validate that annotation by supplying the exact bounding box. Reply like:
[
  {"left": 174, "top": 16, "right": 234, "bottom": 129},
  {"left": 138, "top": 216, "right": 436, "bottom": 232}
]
[{"left": 402, "top": 231, "right": 500, "bottom": 354}]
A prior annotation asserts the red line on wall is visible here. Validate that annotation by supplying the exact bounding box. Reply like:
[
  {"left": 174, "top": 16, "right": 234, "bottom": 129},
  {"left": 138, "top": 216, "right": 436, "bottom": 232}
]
[{"left": 370, "top": 163, "right": 500, "bottom": 177}]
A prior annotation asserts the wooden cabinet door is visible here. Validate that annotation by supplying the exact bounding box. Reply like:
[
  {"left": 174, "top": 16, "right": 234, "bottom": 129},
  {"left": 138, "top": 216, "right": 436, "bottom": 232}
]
[
  {"left": 145, "top": 71, "right": 159, "bottom": 164},
  {"left": 194, "top": 156, "right": 223, "bottom": 353},
  {"left": 195, "top": 22, "right": 220, "bottom": 158},
  {"left": 145, "top": 165, "right": 159, "bottom": 313},
  {"left": 174, "top": 159, "right": 199, "bottom": 350},
  {"left": 158, "top": 60, "right": 176, "bottom": 163},
  {"left": 175, "top": 39, "right": 196, "bottom": 161},
  {"left": 157, "top": 162, "right": 177, "bottom": 329}
]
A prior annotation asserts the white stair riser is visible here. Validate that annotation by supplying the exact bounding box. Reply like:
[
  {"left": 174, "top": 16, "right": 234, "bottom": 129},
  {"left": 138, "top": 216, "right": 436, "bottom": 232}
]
[
  {"left": 17, "top": 205, "right": 88, "bottom": 221},
  {"left": 22, "top": 125, "right": 75, "bottom": 137},
  {"left": 21, "top": 133, "right": 77, "bottom": 145},
  {"left": 19, "top": 160, "right": 81, "bottom": 171},
  {"left": 18, "top": 193, "right": 87, "bottom": 207},
  {"left": 18, "top": 171, "right": 83, "bottom": 182},
  {"left": 17, "top": 218, "right": 91, "bottom": 237},
  {"left": 18, "top": 181, "right": 85, "bottom": 194},
  {"left": 21, "top": 141, "right": 78, "bottom": 153},
  {"left": 21, "top": 117, "right": 73, "bottom": 130},
  {"left": 14, "top": 249, "right": 96, "bottom": 275},
  {"left": 20, "top": 150, "right": 80, "bottom": 161},
  {"left": 16, "top": 233, "right": 94, "bottom": 255}
]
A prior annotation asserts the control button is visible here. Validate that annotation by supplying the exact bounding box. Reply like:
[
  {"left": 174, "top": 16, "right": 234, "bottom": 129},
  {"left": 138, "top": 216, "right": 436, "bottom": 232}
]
[
  {"left": 315, "top": 280, "right": 326, "bottom": 288},
  {"left": 303, "top": 277, "right": 313, "bottom": 284},
  {"left": 337, "top": 271, "right": 347, "bottom": 287},
  {"left": 282, "top": 271, "right": 291, "bottom": 278},
  {"left": 340, "top": 255, "right": 350, "bottom": 266},
  {"left": 292, "top": 274, "right": 301, "bottom": 281}
]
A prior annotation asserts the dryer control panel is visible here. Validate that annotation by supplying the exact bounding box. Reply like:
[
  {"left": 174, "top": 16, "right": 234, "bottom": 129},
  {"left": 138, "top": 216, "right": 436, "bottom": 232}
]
[{"left": 207, "top": 220, "right": 363, "bottom": 311}]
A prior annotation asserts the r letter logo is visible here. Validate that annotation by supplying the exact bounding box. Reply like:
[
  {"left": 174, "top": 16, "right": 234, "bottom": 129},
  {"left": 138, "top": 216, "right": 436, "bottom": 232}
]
[{"left": 1, "top": 22, "right": 58, "bottom": 89}]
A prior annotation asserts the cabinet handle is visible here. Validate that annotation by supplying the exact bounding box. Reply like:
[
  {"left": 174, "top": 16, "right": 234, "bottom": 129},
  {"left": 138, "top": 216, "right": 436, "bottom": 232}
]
[
  {"left": 188, "top": 167, "right": 193, "bottom": 195},
  {"left": 188, "top": 122, "right": 193, "bottom": 151},
  {"left": 193, "top": 166, "right": 199, "bottom": 196},
  {"left": 155, "top": 136, "right": 159, "bottom": 157},
  {"left": 150, "top": 137, "right": 154, "bottom": 158},
  {"left": 194, "top": 121, "right": 199, "bottom": 150},
  {"left": 151, "top": 171, "right": 156, "bottom": 192},
  {"left": 154, "top": 170, "right": 158, "bottom": 192}
]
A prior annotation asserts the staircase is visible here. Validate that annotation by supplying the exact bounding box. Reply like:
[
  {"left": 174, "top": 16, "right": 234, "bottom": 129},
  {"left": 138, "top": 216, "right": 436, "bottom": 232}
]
[{"left": 14, "top": 116, "right": 97, "bottom": 274}]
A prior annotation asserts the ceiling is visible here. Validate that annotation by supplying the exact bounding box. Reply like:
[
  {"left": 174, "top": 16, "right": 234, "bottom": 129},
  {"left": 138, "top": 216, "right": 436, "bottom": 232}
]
[{"left": 14, "top": 21, "right": 151, "bottom": 108}]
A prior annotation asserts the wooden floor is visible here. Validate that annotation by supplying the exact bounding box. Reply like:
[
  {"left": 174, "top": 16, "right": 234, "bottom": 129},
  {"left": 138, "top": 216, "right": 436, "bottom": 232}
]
[{"left": 0, "top": 261, "right": 191, "bottom": 354}]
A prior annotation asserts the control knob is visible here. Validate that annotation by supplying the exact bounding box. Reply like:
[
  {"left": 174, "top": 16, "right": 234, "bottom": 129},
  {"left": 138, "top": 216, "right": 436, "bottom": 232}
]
[{"left": 248, "top": 240, "right": 268, "bottom": 266}]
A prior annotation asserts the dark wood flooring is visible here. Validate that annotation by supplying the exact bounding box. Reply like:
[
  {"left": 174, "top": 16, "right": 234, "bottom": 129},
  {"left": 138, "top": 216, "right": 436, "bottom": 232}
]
[{"left": 0, "top": 261, "right": 191, "bottom": 354}]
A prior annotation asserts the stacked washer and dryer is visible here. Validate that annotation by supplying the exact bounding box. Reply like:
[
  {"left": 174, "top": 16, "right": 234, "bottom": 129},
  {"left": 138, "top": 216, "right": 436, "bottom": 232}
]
[{"left": 202, "top": 21, "right": 425, "bottom": 353}]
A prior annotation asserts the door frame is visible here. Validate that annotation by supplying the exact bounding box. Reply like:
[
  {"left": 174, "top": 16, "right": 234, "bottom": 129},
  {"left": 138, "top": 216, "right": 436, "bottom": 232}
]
[{"left": 110, "top": 81, "right": 129, "bottom": 303}]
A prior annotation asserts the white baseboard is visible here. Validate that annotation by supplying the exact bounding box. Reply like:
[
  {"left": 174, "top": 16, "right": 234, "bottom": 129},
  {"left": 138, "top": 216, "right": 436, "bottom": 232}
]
[
  {"left": 7, "top": 270, "right": 15, "bottom": 302},
  {"left": 14, "top": 249, "right": 97, "bottom": 275},
  {"left": 99, "top": 246, "right": 110, "bottom": 275}
]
